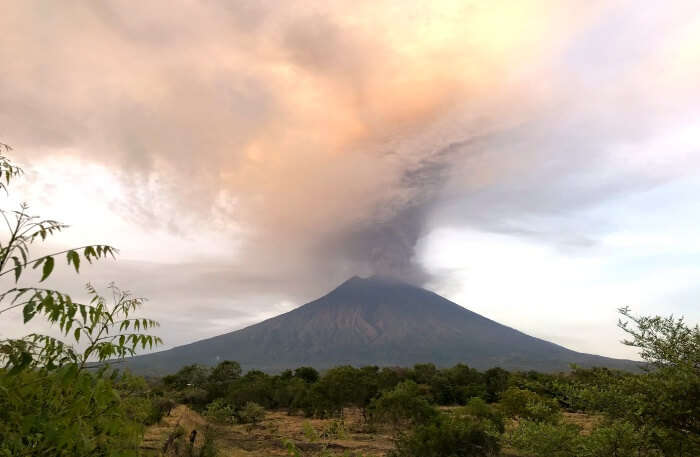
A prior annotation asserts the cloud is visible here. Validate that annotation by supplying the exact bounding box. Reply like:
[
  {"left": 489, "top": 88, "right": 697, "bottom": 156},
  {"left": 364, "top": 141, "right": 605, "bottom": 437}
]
[{"left": 0, "top": 1, "right": 699, "bottom": 354}]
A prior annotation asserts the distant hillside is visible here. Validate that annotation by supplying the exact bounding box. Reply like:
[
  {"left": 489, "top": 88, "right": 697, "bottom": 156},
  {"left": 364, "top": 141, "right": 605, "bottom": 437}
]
[{"left": 126, "top": 276, "right": 639, "bottom": 375}]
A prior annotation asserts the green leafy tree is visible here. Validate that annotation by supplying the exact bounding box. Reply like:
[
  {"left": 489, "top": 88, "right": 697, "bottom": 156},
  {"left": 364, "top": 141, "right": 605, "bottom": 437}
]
[
  {"left": 0, "top": 149, "right": 162, "bottom": 456},
  {"left": 499, "top": 387, "right": 561, "bottom": 424},
  {"left": 613, "top": 307, "right": 699, "bottom": 455},
  {"left": 618, "top": 306, "right": 699, "bottom": 370},
  {"left": 309, "top": 365, "right": 362, "bottom": 417},
  {"left": 294, "top": 366, "right": 320, "bottom": 383},
  {"left": 456, "top": 397, "right": 506, "bottom": 434},
  {"left": 483, "top": 367, "right": 509, "bottom": 402},
  {"left": 207, "top": 360, "right": 242, "bottom": 399},
  {"left": 370, "top": 380, "right": 437, "bottom": 430},
  {"left": 237, "top": 401, "right": 266, "bottom": 425},
  {"left": 390, "top": 413, "right": 501, "bottom": 457},
  {"left": 507, "top": 420, "right": 582, "bottom": 457},
  {"left": 163, "top": 364, "right": 211, "bottom": 390}
]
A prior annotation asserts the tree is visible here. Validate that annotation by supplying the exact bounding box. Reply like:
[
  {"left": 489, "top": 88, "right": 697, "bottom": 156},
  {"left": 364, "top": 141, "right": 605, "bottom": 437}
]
[
  {"left": 499, "top": 387, "right": 561, "bottom": 424},
  {"left": 294, "top": 366, "right": 320, "bottom": 383},
  {"left": 370, "top": 380, "right": 437, "bottom": 430},
  {"left": 483, "top": 367, "right": 509, "bottom": 402},
  {"left": 0, "top": 149, "right": 162, "bottom": 456},
  {"left": 507, "top": 420, "right": 582, "bottom": 457},
  {"left": 164, "top": 364, "right": 211, "bottom": 391},
  {"left": 390, "top": 413, "right": 501, "bottom": 457},
  {"left": 207, "top": 360, "right": 241, "bottom": 399},
  {"left": 310, "top": 365, "right": 362, "bottom": 417},
  {"left": 613, "top": 307, "right": 700, "bottom": 454},
  {"left": 618, "top": 306, "right": 699, "bottom": 370},
  {"left": 0, "top": 151, "right": 159, "bottom": 370}
]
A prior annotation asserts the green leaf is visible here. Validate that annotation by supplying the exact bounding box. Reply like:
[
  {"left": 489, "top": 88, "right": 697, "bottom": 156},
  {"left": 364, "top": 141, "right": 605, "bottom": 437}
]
[
  {"left": 11, "top": 256, "right": 21, "bottom": 282},
  {"left": 23, "top": 303, "right": 36, "bottom": 323},
  {"left": 84, "top": 246, "right": 96, "bottom": 263},
  {"left": 40, "top": 256, "right": 54, "bottom": 282},
  {"left": 74, "top": 327, "right": 81, "bottom": 342},
  {"left": 67, "top": 250, "right": 80, "bottom": 273}
]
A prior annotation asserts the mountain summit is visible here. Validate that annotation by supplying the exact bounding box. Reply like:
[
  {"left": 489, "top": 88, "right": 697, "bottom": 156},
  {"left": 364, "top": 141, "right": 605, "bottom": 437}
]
[{"left": 126, "top": 276, "right": 637, "bottom": 374}]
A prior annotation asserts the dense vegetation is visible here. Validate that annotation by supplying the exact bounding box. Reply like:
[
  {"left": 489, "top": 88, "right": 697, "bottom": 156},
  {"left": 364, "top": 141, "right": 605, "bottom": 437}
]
[
  {"left": 0, "top": 148, "right": 163, "bottom": 456},
  {"left": 159, "top": 305, "right": 698, "bottom": 456},
  {"left": 1, "top": 147, "right": 698, "bottom": 456}
]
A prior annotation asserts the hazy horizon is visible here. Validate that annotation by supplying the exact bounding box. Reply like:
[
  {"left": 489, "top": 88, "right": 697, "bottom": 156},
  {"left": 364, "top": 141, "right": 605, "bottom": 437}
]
[{"left": 2, "top": 1, "right": 699, "bottom": 360}]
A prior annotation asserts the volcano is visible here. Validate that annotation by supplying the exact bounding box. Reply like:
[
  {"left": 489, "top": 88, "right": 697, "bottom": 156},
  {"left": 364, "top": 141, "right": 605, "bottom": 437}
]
[{"left": 126, "top": 276, "right": 637, "bottom": 374}]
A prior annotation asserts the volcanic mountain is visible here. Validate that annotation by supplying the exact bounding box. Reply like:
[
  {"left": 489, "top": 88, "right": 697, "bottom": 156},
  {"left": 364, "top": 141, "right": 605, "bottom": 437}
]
[{"left": 126, "top": 276, "right": 638, "bottom": 375}]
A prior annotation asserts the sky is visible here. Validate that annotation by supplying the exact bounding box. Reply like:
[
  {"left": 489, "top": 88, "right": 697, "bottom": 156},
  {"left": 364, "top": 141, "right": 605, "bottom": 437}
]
[{"left": 1, "top": 0, "right": 699, "bottom": 360}]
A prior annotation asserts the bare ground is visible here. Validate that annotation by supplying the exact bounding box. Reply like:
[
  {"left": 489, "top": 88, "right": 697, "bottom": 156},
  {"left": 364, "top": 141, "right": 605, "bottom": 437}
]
[{"left": 141, "top": 406, "right": 395, "bottom": 457}]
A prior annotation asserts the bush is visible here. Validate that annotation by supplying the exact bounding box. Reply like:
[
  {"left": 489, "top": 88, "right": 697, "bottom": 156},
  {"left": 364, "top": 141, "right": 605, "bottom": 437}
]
[
  {"left": 499, "top": 387, "right": 561, "bottom": 423},
  {"left": 0, "top": 367, "right": 148, "bottom": 456},
  {"left": 370, "top": 380, "right": 437, "bottom": 429},
  {"left": 177, "top": 386, "right": 210, "bottom": 408},
  {"left": 205, "top": 399, "right": 237, "bottom": 424},
  {"left": 238, "top": 401, "right": 265, "bottom": 425},
  {"left": 146, "top": 397, "right": 177, "bottom": 425},
  {"left": 390, "top": 414, "right": 500, "bottom": 457},
  {"left": 507, "top": 420, "right": 582, "bottom": 457},
  {"left": 456, "top": 397, "right": 506, "bottom": 434},
  {"left": 582, "top": 420, "right": 654, "bottom": 457}
]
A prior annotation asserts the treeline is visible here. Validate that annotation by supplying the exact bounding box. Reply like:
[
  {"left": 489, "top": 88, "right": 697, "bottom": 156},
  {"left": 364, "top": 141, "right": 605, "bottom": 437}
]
[
  {"left": 160, "top": 361, "right": 511, "bottom": 416},
  {"left": 158, "top": 312, "right": 699, "bottom": 457}
]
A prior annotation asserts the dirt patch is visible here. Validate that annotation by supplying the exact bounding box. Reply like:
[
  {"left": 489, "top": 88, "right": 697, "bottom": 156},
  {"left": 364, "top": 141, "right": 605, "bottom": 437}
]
[
  {"left": 213, "top": 409, "right": 395, "bottom": 457},
  {"left": 140, "top": 405, "right": 211, "bottom": 456}
]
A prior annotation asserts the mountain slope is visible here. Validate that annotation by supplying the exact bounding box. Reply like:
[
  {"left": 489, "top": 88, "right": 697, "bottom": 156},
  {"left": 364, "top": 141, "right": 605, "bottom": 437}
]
[{"left": 126, "top": 276, "right": 638, "bottom": 374}]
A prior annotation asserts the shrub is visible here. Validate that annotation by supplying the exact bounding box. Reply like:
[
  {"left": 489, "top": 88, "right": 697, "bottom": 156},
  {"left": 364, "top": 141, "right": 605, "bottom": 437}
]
[
  {"left": 177, "top": 386, "right": 209, "bottom": 408},
  {"left": 370, "top": 380, "right": 437, "bottom": 429},
  {"left": 507, "top": 420, "right": 582, "bottom": 457},
  {"left": 146, "top": 396, "right": 177, "bottom": 425},
  {"left": 238, "top": 401, "right": 265, "bottom": 425},
  {"left": 390, "top": 414, "right": 500, "bottom": 457},
  {"left": 581, "top": 420, "right": 653, "bottom": 457},
  {"left": 456, "top": 397, "right": 506, "bottom": 433},
  {"left": 499, "top": 387, "right": 561, "bottom": 423},
  {"left": 205, "top": 399, "right": 237, "bottom": 424},
  {"left": 294, "top": 366, "right": 320, "bottom": 384}
]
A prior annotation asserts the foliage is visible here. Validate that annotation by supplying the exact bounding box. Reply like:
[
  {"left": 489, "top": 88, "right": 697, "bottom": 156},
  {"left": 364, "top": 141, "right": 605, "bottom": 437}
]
[
  {"left": 507, "top": 418, "right": 664, "bottom": 457},
  {"left": 390, "top": 413, "right": 501, "bottom": 457},
  {"left": 237, "top": 401, "right": 265, "bottom": 425},
  {"left": 207, "top": 360, "right": 241, "bottom": 398},
  {"left": 507, "top": 420, "right": 583, "bottom": 457},
  {"left": 149, "top": 396, "right": 177, "bottom": 424},
  {"left": 0, "top": 366, "right": 151, "bottom": 456},
  {"left": 0, "top": 150, "right": 162, "bottom": 456},
  {"left": 164, "top": 364, "right": 211, "bottom": 390},
  {"left": 582, "top": 420, "right": 659, "bottom": 457},
  {"left": 294, "top": 366, "right": 320, "bottom": 383},
  {"left": 204, "top": 398, "right": 237, "bottom": 424},
  {"left": 499, "top": 387, "right": 561, "bottom": 423},
  {"left": 456, "top": 397, "right": 506, "bottom": 433},
  {"left": 505, "top": 308, "right": 700, "bottom": 457},
  {"left": 483, "top": 367, "right": 509, "bottom": 402},
  {"left": 309, "top": 365, "right": 370, "bottom": 417},
  {"left": 618, "top": 306, "right": 699, "bottom": 370},
  {"left": 198, "top": 427, "right": 221, "bottom": 457},
  {"left": 369, "top": 380, "right": 437, "bottom": 429}
]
